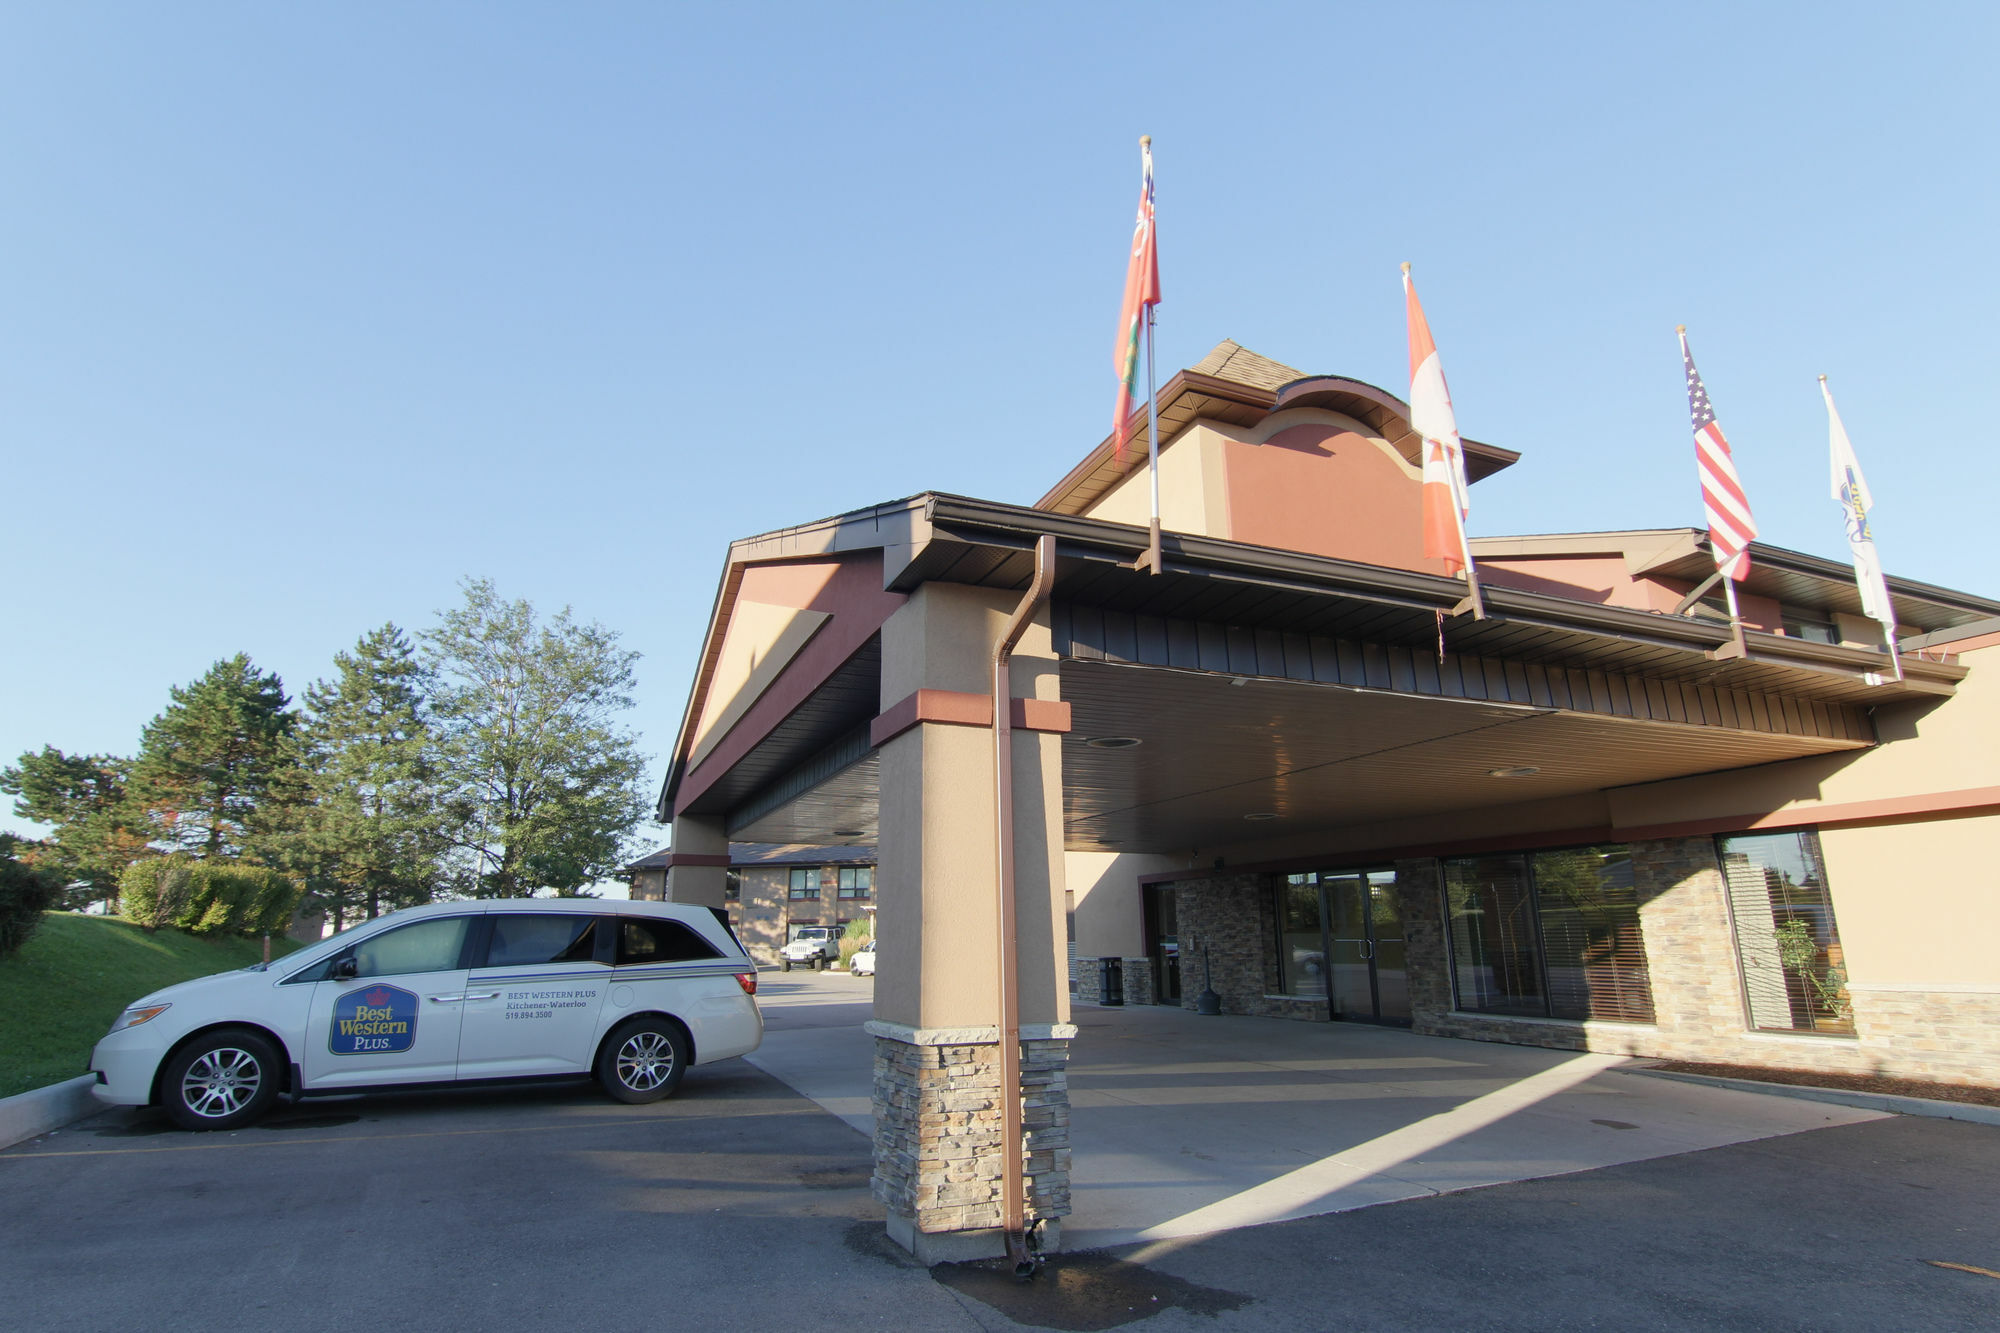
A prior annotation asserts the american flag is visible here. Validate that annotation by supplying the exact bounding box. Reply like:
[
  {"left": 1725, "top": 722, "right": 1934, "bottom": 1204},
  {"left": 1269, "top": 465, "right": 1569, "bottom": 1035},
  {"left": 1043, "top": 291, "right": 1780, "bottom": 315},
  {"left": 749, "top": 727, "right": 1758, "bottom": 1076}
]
[{"left": 1679, "top": 328, "right": 1757, "bottom": 581}]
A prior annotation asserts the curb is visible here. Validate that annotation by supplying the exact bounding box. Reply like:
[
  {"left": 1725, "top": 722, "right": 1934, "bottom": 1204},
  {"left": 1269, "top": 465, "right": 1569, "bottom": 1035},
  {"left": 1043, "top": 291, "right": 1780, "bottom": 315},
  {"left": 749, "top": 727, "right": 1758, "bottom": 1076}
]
[
  {"left": 1631, "top": 1066, "right": 2000, "bottom": 1128},
  {"left": 0, "top": 1075, "right": 102, "bottom": 1151}
]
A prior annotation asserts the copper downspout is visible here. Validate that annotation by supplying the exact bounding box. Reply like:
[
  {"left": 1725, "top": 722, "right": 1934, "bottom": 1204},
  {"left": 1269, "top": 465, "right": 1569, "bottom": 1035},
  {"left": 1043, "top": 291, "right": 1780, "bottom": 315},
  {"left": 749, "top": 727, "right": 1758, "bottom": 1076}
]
[{"left": 993, "top": 534, "right": 1057, "bottom": 1273}]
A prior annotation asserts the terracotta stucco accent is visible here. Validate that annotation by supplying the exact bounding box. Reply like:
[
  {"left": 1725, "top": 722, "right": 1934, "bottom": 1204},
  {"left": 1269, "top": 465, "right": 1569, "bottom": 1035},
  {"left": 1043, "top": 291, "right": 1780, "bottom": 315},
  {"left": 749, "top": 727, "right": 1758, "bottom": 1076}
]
[
  {"left": 1221, "top": 422, "right": 1450, "bottom": 574},
  {"left": 870, "top": 689, "right": 1074, "bottom": 748},
  {"left": 674, "top": 552, "right": 906, "bottom": 814},
  {"left": 1477, "top": 556, "right": 1688, "bottom": 614}
]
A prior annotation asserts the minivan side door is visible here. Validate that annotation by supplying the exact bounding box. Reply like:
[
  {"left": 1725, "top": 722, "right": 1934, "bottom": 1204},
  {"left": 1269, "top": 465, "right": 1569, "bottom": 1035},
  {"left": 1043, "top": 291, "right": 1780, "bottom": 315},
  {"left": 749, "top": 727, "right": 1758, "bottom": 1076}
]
[
  {"left": 454, "top": 913, "right": 612, "bottom": 1079},
  {"left": 298, "top": 914, "right": 477, "bottom": 1089}
]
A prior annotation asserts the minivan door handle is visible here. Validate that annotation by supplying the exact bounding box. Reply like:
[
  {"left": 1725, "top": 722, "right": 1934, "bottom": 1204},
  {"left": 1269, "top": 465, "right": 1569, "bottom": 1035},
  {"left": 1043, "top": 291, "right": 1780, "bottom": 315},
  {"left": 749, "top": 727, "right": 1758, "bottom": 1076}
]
[
  {"left": 428, "top": 994, "right": 467, "bottom": 1004},
  {"left": 460, "top": 992, "right": 501, "bottom": 1002}
]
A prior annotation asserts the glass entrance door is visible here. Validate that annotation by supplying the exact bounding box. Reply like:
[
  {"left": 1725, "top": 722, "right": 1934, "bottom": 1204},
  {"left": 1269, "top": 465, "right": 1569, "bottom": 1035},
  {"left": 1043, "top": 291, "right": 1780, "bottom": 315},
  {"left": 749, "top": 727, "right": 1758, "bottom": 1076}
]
[
  {"left": 1319, "top": 870, "right": 1409, "bottom": 1025},
  {"left": 1144, "top": 884, "right": 1182, "bottom": 1005}
]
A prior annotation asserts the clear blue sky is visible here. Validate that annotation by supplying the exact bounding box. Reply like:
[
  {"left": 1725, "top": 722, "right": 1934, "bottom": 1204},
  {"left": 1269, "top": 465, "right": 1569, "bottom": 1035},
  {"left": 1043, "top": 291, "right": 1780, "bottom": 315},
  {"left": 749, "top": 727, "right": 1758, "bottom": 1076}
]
[{"left": 5, "top": 3, "right": 1996, "bottom": 848}]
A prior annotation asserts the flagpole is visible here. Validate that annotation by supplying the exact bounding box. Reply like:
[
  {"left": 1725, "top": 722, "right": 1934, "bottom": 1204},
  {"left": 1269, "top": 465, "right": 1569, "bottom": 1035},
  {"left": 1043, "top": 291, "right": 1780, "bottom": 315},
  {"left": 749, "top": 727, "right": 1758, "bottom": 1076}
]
[
  {"left": 1143, "top": 136, "right": 1162, "bottom": 577},
  {"left": 1721, "top": 571, "right": 1747, "bottom": 658}
]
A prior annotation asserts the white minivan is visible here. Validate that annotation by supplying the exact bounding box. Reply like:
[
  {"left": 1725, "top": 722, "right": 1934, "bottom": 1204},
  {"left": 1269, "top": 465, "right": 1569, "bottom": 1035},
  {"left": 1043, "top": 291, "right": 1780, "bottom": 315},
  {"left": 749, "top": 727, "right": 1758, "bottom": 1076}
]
[{"left": 90, "top": 899, "right": 762, "bottom": 1130}]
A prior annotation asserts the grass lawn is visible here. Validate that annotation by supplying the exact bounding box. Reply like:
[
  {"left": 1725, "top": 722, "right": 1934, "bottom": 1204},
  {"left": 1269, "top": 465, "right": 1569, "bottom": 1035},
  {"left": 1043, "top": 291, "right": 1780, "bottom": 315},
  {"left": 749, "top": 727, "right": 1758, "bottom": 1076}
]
[{"left": 0, "top": 914, "right": 304, "bottom": 1099}]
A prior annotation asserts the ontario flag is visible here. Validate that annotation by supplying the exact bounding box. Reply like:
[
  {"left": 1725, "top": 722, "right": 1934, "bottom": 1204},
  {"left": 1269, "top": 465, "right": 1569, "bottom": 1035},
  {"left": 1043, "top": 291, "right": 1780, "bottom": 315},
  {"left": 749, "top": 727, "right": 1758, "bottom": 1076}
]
[
  {"left": 1679, "top": 328, "right": 1757, "bottom": 581},
  {"left": 1110, "top": 138, "right": 1159, "bottom": 459},
  {"left": 1403, "top": 265, "right": 1470, "bottom": 576}
]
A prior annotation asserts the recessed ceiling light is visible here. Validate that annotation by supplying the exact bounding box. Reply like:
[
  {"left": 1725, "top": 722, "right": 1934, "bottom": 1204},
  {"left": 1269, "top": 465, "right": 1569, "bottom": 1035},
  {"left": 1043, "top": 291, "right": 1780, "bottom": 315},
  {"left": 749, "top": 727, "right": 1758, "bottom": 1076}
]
[
  {"left": 1229, "top": 677, "right": 1251, "bottom": 687},
  {"left": 1084, "top": 736, "right": 1143, "bottom": 749},
  {"left": 1488, "top": 766, "right": 1541, "bottom": 779},
  {"left": 833, "top": 829, "right": 865, "bottom": 837},
  {"left": 1243, "top": 812, "right": 1281, "bottom": 821}
]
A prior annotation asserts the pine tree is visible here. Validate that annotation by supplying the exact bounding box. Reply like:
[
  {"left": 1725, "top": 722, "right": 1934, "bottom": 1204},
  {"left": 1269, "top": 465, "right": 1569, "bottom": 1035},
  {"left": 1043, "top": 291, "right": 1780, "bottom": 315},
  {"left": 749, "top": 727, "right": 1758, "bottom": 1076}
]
[
  {"left": 273, "top": 625, "right": 456, "bottom": 929},
  {"left": 423, "top": 580, "right": 648, "bottom": 897},
  {"left": 129, "top": 654, "right": 295, "bottom": 858},
  {"left": 0, "top": 747, "right": 150, "bottom": 903}
]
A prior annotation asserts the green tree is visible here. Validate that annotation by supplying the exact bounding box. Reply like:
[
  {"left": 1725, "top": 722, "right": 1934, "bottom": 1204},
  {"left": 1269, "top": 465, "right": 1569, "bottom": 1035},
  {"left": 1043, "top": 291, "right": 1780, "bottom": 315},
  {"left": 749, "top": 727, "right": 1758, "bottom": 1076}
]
[
  {"left": 129, "top": 655, "right": 295, "bottom": 859},
  {"left": 271, "top": 625, "right": 456, "bottom": 931},
  {"left": 0, "top": 832, "right": 65, "bottom": 959},
  {"left": 0, "top": 748, "right": 148, "bottom": 904},
  {"left": 422, "top": 580, "right": 648, "bottom": 897}
]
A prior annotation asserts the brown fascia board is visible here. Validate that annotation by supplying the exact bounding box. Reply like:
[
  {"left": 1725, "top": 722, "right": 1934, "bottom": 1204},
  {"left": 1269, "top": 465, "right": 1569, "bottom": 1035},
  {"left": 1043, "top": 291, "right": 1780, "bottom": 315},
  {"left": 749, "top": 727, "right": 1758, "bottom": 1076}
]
[
  {"left": 919, "top": 494, "right": 1966, "bottom": 688},
  {"left": 1271, "top": 376, "right": 1520, "bottom": 481},
  {"left": 1636, "top": 536, "right": 2000, "bottom": 617}
]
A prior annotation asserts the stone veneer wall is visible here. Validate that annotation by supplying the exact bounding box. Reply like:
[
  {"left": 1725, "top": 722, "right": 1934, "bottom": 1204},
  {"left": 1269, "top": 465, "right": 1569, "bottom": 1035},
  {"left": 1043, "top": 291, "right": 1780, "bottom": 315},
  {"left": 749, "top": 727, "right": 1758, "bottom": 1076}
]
[
  {"left": 1069, "top": 956, "right": 1157, "bottom": 1006},
  {"left": 1170, "top": 873, "right": 1326, "bottom": 1019},
  {"left": 1412, "top": 834, "right": 2000, "bottom": 1088},
  {"left": 869, "top": 1026, "right": 1072, "bottom": 1259}
]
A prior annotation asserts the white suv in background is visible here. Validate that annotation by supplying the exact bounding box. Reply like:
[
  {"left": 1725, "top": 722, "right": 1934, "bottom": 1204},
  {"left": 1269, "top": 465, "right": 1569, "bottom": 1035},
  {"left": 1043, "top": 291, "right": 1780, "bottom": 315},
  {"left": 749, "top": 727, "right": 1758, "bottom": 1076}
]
[{"left": 89, "top": 899, "right": 763, "bottom": 1130}]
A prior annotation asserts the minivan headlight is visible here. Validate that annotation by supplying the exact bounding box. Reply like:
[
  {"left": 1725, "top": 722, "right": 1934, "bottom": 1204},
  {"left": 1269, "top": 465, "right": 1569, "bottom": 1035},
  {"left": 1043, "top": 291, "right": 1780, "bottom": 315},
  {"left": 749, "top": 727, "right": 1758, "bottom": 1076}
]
[{"left": 111, "top": 1004, "right": 171, "bottom": 1033}]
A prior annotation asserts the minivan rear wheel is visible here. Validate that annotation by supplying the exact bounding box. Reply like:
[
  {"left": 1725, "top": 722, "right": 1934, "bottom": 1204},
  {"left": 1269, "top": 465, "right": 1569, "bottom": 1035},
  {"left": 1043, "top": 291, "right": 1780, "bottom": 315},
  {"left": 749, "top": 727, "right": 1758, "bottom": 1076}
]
[{"left": 598, "top": 1018, "right": 689, "bottom": 1104}]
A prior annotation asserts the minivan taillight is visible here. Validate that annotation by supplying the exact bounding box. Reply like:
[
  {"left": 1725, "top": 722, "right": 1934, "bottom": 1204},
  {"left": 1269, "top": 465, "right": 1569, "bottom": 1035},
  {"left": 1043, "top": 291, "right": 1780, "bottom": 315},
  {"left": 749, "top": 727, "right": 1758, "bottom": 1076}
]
[{"left": 734, "top": 972, "right": 757, "bottom": 996}]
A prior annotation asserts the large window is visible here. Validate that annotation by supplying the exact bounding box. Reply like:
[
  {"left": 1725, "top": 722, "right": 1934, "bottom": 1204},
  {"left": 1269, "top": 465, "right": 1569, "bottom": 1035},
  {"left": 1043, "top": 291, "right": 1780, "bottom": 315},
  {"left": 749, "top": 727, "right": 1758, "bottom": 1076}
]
[
  {"left": 1275, "top": 874, "right": 1324, "bottom": 998},
  {"left": 788, "top": 868, "right": 819, "bottom": 900},
  {"left": 1719, "top": 830, "right": 1852, "bottom": 1035},
  {"left": 1444, "top": 845, "right": 1654, "bottom": 1023},
  {"left": 837, "top": 867, "right": 872, "bottom": 900},
  {"left": 483, "top": 914, "right": 601, "bottom": 968}
]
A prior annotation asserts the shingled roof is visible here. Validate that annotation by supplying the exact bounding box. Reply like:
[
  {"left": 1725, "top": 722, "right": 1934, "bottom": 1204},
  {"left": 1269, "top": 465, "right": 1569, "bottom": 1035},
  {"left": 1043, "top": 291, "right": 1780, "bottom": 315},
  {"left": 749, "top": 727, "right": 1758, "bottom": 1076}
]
[{"left": 1189, "top": 339, "right": 1304, "bottom": 392}]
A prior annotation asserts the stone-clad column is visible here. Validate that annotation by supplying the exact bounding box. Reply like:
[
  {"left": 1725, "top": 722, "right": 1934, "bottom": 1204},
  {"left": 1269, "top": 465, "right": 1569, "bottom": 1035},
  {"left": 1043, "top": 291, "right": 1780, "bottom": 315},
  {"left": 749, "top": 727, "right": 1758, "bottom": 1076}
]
[{"left": 869, "top": 582, "right": 1072, "bottom": 1262}]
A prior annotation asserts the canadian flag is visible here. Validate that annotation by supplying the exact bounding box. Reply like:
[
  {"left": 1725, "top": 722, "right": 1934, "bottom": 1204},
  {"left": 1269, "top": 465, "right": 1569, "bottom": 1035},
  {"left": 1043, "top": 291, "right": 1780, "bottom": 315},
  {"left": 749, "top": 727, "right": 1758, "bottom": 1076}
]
[{"left": 1403, "top": 265, "right": 1471, "bottom": 576}]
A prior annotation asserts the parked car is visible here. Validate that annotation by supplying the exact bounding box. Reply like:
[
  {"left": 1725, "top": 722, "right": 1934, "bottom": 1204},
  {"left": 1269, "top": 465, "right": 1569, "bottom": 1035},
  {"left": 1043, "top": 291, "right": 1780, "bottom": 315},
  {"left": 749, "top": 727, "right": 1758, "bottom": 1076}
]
[
  {"left": 89, "top": 899, "right": 762, "bottom": 1131},
  {"left": 849, "top": 940, "right": 876, "bottom": 976},
  {"left": 779, "top": 926, "right": 842, "bottom": 971}
]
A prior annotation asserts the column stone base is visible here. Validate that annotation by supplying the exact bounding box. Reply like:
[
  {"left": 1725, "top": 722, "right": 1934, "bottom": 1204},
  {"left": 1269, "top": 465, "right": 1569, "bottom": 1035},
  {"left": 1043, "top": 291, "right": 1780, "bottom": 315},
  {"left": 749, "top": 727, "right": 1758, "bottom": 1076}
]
[{"left": 867, "top": 1020, "right": 1074, "bottom": 1260}]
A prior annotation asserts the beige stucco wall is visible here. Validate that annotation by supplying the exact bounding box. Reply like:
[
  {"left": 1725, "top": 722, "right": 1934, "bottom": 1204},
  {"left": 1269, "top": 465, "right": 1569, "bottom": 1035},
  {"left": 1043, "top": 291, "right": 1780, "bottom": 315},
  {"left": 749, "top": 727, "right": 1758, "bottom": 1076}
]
[
  {"left": 1065, "top": 850, "right": 1179, "bottom": 958},
  {"left": 1086, "top": 421, "right": 1229, "bottom": 537},
  {"left": 1819, "top": 815, "right": 2000, "bottom": 988}
]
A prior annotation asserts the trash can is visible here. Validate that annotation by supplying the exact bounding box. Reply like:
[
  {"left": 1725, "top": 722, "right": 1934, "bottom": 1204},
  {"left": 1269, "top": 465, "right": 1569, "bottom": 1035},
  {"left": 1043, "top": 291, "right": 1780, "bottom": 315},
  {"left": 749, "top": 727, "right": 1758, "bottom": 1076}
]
[{"left": 1098, "top": 957, "right": 1124, "bottom": 1007}]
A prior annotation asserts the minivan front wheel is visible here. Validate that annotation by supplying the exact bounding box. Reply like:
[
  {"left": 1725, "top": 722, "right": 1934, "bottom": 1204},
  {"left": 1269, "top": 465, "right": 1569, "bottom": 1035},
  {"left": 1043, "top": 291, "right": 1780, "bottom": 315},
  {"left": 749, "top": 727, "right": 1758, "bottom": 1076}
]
[
  {"left": 160, "top": 1028, "right": 282, "bottom": 1131},
  {"left": 598, "top": 1018, "right": 689, "bottom": 1104}
]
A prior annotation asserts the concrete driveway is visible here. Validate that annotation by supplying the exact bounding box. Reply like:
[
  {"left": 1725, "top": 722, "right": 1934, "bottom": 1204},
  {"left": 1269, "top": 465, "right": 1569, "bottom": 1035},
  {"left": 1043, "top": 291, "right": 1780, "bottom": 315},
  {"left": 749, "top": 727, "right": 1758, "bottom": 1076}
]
[
  {"left": 749, "top": 973, "right": 1887, "bottom": 1249},
  {"left": 8, "top": 975, "right": 1995, "bottom": 1332}
]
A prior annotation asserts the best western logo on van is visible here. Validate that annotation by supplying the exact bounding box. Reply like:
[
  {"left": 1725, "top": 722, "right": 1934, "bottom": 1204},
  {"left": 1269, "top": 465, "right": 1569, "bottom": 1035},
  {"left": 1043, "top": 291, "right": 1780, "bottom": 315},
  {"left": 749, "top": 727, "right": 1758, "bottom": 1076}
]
[{"left": 330, "top": 984, "right": 418, "bottom": 1055}]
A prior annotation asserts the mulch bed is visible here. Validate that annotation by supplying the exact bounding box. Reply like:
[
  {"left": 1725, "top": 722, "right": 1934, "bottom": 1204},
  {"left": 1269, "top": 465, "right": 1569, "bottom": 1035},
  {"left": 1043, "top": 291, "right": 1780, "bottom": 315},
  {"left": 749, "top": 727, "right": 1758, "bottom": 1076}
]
[{"left": 1647, "top": 1060, "right": 2000, "bottom": 1110}]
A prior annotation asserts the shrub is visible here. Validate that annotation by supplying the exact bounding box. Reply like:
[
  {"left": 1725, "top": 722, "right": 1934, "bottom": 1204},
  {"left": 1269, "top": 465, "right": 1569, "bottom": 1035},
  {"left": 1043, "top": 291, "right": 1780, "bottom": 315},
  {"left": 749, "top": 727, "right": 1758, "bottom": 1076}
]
[
  {"left": 838, "top": 916, "right": 873, "bottom": 969},
  {"left": 0, "top": 834, "right": 63, "bottom": 960},
  {"left": 119, "top": 857, "right": 302, "bottom": 937}
]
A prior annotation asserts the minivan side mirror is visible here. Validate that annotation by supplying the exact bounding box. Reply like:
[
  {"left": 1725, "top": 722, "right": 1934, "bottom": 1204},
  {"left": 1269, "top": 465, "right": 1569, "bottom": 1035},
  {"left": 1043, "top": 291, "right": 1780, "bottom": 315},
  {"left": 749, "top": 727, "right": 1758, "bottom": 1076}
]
[{"left": 332, "top": 957, "right": 358, "bottom": 980}]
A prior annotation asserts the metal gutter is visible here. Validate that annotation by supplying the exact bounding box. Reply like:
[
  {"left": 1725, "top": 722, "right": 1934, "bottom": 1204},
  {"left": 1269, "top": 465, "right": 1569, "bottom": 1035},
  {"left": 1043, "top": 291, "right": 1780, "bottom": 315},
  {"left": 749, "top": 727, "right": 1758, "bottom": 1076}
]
[{"left": 991, "top": 534, "right": 1056, "bottom": 1275}]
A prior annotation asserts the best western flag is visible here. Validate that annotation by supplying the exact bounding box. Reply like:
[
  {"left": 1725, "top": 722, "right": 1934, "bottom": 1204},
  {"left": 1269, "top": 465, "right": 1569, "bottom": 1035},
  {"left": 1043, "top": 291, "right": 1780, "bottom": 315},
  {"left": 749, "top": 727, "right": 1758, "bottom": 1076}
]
[
  {"left": 1110, "top": 139, "right": 1159, "bottom": 460},
  {"left": 1678, "top": 328, "right": 1758, "bottom": 581},
  {"left": 1403, "top": 264, "right": 1470, "bottom": 576},
  {"left": 1821, "top": 376, "right": 1900, "bottom": 644}
]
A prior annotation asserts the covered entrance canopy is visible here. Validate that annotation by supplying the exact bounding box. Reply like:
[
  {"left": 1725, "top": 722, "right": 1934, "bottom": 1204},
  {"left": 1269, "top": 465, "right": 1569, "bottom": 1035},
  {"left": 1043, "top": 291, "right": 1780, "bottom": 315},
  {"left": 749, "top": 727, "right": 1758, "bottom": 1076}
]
[{"left": 671, "top": 493, "right": 1970, "bottom": 853}]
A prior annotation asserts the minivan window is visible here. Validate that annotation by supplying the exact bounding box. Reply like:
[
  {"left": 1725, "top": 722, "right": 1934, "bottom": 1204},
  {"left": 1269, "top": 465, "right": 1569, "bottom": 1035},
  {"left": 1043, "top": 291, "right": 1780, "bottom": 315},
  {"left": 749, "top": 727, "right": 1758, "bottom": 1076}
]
[
  {"left": 617, "top": 917, "right": 721, "bottom": 965},
  {"left": 350, "top": 917, "right": 473, "bottom": 979},
  {"left": 483, "top": 915, "right": 602, "bottom": 968}
]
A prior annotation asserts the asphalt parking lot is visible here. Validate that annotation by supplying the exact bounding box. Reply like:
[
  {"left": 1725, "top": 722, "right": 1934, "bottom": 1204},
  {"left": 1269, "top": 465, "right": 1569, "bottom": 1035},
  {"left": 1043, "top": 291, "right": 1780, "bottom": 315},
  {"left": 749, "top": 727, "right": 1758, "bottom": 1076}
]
[{"left": 6, "top": 1025, "right": 1998, "bottom": 1331}]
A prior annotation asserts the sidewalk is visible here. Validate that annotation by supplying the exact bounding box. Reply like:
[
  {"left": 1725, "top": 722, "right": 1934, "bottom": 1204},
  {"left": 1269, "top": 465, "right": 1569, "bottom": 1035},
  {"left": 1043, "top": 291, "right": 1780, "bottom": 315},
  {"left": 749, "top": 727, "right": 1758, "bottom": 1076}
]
[{"left": 746, "top": 973, "right": 1884, "bottom": 1250}]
